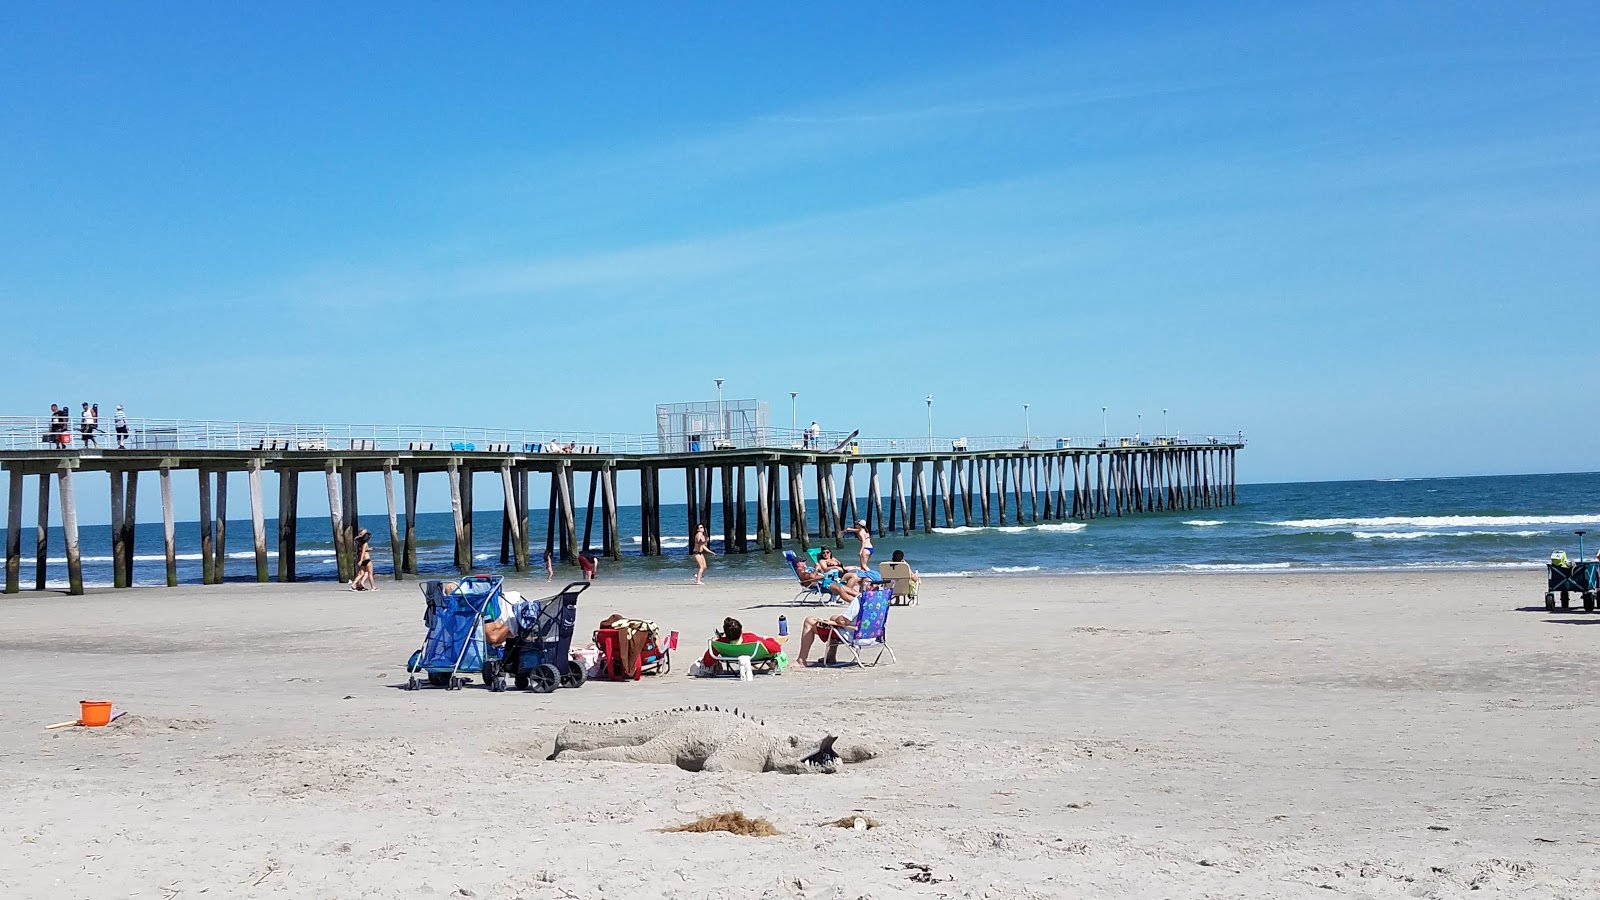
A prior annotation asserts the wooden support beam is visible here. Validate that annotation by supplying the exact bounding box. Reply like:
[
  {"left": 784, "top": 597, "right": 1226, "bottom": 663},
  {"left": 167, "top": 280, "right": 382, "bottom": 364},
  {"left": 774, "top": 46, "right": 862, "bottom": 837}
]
[
  {"left": 159, "top": 468, "right": 177, "bottom": 586},
  {"left": 448, "top": 463, "right": 468, "bottom": 575},
  {"left": 839, "top": 463, "right": 856, "bottom": 534},
  {"left": 502, "top": 464, "right": 527, "bottom": 571},
  {"left": 545, "top": 472, "right": 559, "bottom": 561},
  {"left": 323, "top": 464, "right": 347, "bottom": 581},
  {"left": 121, "top": 470, "right": 137, "bottom": 586},
  {"left": 756, "top": 463, "right": 771, "bottom": 551},
  {"left": 250, "top": 465, "right": 269, "bottom": 582},
  {"left": 871, "top": 463, "right": 888, "bottom": 535},
  {"left": 34, "top": 473, "right": 49, "bottom": 591},
  {"left": 720, "top": 465, "right": 735, "bottom": 553},
  {"left": 735, "top": 465, "right": 748, "bottom": 553},
  {"left": 110, "top": 470, "right": 126, "bottom": 589},
  {"left": 383, "top": 465, "right": 401, "bottom": 580},
  {"left": 277, "top": 469, "right": 297, "bottom": 582},
  {"left": 58, "top": 469, "right": 82, "bottom": 595},
  {"left": 769, "top": 462, "right": 784, "bottom": 549},
  {"left": 214, "top": 471, "right": 228, "bottom": 582},
  {"left": 699, "top": 466, "right": 713, "bottom": 540},
  {"left": 402, "top": 468, "right": 418, "bottom": 575},
  {"left": 907, "top": 461, "right": 921, "bottom": 532},
  {"left": 460, "top": 466, "right": 474, "bottom": 567},
  {"left": 788, "top": 463, "right": 809, "bottom": 550},
  {"left": 887, "top": 461, "right": 901, "bottom": 533},
  {"left": 938, "top": 460, "right": 954, "bottom": 528},
  {"left": 5, "top": 468, "right": 22, "bottom": 594},
  {"left": 519, "top": 469, "right": 533, "bottom": 567},
  {"left": 582, "top": 469, "right": 599, "bottom": 557},
  {"left": 602, "top": 466, "right": 621, "bottom": 560},
  {"left": 198, "top": 469, "right": 214, "bottom": 585},
  {"left": 557, "top": 464, "right": 578, "bottom": 564},
  {"left": 684, "top": 467, "right": 699, "bottom": 538}
]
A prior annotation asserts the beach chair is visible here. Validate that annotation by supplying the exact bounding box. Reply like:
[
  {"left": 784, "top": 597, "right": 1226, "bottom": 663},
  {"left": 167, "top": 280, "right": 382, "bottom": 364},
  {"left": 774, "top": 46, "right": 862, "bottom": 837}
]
[
  {"left": 783, "top": 550, "right": 830, "bottom": 604},
  {"left": 704, "top": 638, "right": 788, "bottom": 676},
  {"left": 826, "top": 586, "right": 896, "bottom": 667},
  {"left": 876, "top": 561, "right": 919, "bottom": 606}
]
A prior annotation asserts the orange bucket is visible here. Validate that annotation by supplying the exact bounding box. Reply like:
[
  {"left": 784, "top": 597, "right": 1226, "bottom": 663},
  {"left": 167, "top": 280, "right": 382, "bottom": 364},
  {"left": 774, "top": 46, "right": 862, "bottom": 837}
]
[{"left": 79, "top": 700, "right": 113, "bottom": 727}]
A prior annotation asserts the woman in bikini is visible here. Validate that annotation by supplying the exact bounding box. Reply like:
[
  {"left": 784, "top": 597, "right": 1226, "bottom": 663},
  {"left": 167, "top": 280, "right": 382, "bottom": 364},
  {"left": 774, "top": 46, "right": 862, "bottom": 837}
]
[{"left": 690, "top": 524, "right": 715, "bottom": 584}]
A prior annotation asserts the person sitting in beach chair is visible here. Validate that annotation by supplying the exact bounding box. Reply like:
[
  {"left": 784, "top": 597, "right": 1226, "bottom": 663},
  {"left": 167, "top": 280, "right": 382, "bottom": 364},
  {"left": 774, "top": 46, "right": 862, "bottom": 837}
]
[
  {"left": 784, "top": 550, "right": 861, "bottom": 604},
  {"left": 799, "top": 586, "right": 897, "bottom": 668},
  {"left": 877, "top": 550, "right": 919, "bottom": 606},
  {"left": 699, "top": 617, "right": 787, "bottom": 675}
]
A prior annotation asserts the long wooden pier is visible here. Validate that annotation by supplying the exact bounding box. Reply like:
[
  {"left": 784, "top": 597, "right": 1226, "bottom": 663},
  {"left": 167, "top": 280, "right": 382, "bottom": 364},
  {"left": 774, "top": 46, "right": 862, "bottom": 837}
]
[{"left": 0, "top": 417, "right": 1243, "bottom": 594}]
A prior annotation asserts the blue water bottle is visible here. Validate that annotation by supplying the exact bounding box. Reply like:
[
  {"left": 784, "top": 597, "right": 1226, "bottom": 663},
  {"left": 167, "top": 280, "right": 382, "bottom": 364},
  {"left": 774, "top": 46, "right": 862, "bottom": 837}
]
[{"left": 778, "top": 615, "right": 788, "bottom": 637}]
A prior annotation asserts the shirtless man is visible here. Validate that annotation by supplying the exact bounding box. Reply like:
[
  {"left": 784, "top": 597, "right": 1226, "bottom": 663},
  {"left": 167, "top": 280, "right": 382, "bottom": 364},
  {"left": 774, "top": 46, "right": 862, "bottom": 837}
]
[
  {"left": 842, "top": 519, "right": 873, "bottom": 571},
  {"left": 797, "top": 593, "right": 860, "bottom": 667}
]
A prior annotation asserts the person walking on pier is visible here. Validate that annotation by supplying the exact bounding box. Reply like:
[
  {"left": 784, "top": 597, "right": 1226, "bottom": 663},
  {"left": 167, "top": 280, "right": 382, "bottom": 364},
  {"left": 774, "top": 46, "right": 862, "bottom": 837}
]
[
  {"left": 44, "top": 404, "right": 68, "bottom": 448},
  {"left": 690, "top": 524, "right": 715, "bottom": 584},
  {"left": 114, "top": 405, "right": 129, "bottom": 449},
  {"left": 80, "top": 402, "right": 99, "bottom": 448}
]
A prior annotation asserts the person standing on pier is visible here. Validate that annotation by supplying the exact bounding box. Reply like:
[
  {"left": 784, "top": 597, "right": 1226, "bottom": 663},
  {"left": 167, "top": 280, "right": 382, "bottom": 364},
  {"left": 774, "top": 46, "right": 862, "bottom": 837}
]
[
  {"left": 805, "top": 420, "right": 820, "bottom": 449},
  {"left": 114, "top": 405, "right": 129, "bottom": 449},
  {"left": 690, "top": 524, "right": 715, "bottom": 585}
]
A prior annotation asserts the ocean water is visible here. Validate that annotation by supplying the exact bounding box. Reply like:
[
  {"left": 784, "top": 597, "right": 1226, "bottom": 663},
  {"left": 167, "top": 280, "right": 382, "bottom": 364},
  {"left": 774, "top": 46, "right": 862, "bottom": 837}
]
[{"left": 5, "top": 472, "right": 1596, "bottom": 588}]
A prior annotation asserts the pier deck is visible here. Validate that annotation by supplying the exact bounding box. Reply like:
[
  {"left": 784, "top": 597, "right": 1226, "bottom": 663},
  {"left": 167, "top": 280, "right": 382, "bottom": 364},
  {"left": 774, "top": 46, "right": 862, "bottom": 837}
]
[{"left": 1, "top": 417, "right": 1243, "bottom": 594}]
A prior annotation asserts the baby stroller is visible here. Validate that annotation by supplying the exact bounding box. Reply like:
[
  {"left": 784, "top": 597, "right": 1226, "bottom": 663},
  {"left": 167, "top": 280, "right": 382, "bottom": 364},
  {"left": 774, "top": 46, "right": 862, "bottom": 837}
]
[
  {"left": 405, "top": 575, "right": 507, "bottom": 691},
  {"left": 500, "top": 581, "right": 590, "bottom": 692}
]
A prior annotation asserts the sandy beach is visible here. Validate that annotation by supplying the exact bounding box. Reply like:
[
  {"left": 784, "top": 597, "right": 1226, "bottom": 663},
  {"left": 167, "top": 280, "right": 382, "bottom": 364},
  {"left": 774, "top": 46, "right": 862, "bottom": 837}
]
[{"left": 3, "top": 569, "right": 1598, "bottom": 899}]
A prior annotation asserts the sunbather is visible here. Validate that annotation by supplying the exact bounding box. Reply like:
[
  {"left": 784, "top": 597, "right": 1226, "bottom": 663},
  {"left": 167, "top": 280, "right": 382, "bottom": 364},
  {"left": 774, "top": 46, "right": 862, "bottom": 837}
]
[
  {"left": 797, "top": 595, "right": 860, "bottom": 667},
  {"left": 699, "top": 616, "right": 782, "bottom": 668},
  {"left": 795, "top": 558, "right": 861, "bottom": 603}
]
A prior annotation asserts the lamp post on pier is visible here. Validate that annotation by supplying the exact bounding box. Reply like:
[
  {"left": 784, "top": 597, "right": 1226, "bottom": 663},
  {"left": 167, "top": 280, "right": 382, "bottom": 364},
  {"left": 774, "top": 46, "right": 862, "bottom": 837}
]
[
  {"left": 1136, "top": 413, "right": 1141, "bottom": 440},
  {"left": 925, "top": 395, "right": 934, "bottom": 451},
  {"left": 715, "top": 378, "right": 725, "bottom": 443},
  {"left": 1163, "top": 408, "right": 1168, "bottom": 437},
  {"left": 789, "top": 391, "right": 798, "bottom": 438},
  {"left": 1101, "top": 406, "right": 1108, "bottom": 439},
  {"left": 1023, "top": 403, "right": 1030, "bottom": 447}
]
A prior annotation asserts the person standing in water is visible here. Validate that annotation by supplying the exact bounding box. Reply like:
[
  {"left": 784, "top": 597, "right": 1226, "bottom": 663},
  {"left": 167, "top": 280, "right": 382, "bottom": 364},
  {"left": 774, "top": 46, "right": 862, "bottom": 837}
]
[
  {"left": 843, "top": 519, "right": 873, "bottom": 572},
  {"left": 690, "top": 524, "right": 715, "bottom": 584}
]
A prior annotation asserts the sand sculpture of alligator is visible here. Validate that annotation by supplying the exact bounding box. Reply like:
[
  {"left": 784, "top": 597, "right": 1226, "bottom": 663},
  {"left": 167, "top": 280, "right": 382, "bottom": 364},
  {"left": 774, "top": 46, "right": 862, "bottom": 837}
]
[{"left": 548, "top": 706, "right": 880, "bottom": 774}]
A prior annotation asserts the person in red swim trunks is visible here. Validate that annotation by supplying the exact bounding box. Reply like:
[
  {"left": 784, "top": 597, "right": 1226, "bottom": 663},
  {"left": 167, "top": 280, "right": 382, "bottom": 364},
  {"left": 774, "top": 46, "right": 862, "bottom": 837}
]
[{"left": 700, "top": 617, "right": 780, "bottom": 668}]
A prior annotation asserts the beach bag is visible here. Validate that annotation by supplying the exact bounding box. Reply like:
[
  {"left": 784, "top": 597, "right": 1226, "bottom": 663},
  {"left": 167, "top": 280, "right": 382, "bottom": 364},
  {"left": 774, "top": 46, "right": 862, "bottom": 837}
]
[{"left": 1552, "top": 550, "right": 1570, "bottom": 566}]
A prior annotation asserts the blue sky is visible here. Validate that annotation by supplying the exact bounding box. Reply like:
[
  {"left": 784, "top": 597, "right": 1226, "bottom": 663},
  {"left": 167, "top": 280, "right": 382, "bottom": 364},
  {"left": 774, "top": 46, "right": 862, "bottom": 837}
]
[{"left": 4, "top": 0, "right": 1598, "bottom": 512}]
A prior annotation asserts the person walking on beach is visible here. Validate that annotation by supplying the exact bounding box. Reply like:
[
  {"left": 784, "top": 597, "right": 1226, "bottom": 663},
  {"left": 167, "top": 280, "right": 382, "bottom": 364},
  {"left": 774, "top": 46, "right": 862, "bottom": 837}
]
[
  {"left": 79, "top": 402, "right": 99, "bottom": 448},
  {"left": 843, "top": 519, "right": 873, "bottom": 571},
  {"left": 690, "top": 524, "right": 715, "bottom": 584},
  {"left": 350, "top": 528, "right": 376, "bottom": 591},
  {"left": 114, "top": 405, "right": 129, "bottom": 449}
]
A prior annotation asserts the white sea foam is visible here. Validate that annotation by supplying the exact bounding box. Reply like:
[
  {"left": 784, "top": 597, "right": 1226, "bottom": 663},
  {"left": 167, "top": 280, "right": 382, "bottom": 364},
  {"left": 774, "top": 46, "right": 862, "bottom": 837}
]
[
  {"left": 1184, "top": 520, "right": 1226, "bottom": 527},
  {"left": 1352, "top": 530, "right": 1549, "bottom": 541},
  {"left": 991, "top": 565, "right": 1042, "bottom": 573},
  {"left": 1178, "top": 562, "right": 1294, "bottom": 571},
  {"left": 932, "top": 522, "right": 1085, "bottom": 536},
  {"left": 921, "top": 570, "right": 978, "bottom": 578},
  {"left": 1271, "top": 515, "right": 1600, "bottom": 529}
]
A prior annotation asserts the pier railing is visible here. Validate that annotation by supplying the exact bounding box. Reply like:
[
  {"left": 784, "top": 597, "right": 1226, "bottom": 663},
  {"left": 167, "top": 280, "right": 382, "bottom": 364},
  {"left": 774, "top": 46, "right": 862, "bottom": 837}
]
[{"left": 0, "top": 416, "right": 1244, "bottom": 456}]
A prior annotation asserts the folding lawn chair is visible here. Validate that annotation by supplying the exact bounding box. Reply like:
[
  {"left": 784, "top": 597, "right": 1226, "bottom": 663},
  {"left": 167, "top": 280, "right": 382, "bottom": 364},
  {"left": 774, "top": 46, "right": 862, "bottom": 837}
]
[
  {"left": 784, "top": 550, "right": 830, "bottom": 604},
  {"left": 876, "top": 561, "right": 918, "bottom": 606},
  {"left": 705, "top": 638, "right": 788, "bottom": 676},
  {"left": 827, "top": 586, "right": 896, "bottom": 667}
]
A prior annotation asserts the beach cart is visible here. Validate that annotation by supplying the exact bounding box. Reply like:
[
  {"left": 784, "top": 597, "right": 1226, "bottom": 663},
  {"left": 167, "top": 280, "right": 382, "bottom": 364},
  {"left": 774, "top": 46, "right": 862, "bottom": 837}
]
[
  {"left": 499, "top": 581, "right": 590, "bottom": 692},
  {"left": 405, "top": 576, "right": 506, "bottom": 691},
  {"left": 1546, "top": 561, "right": 1600, "bottom": 612},
  {"left": 1546, "top": 532, "right": 1599, "bottom": 612}
]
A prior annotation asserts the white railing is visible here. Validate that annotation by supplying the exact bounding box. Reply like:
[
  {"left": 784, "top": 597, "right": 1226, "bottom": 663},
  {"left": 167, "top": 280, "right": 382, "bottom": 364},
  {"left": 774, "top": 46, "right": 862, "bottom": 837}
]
[{"left": 0, "top": 416, "right": 1244, "bottom": 456}]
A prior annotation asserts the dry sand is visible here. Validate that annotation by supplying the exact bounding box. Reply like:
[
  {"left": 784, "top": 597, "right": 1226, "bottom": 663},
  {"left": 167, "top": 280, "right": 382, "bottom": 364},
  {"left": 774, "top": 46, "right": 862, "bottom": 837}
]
[{"left": 3, "top": 569, "right": 1599, "bottom": 898}]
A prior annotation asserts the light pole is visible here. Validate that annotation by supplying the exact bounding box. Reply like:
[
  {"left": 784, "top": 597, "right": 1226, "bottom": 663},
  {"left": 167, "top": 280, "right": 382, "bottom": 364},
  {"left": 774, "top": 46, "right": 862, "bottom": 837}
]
[
  {"left": 789, "top": 391, "right": 798, "bottom": 436},
  {"left": 1101, "top": 406, "right": 1108, "bottom": 438},
  {"left": 1136, "top": 413, "right": 1142, "bottom": 440},
  {"left": 925, "top": 395, "right": 934, "bottom": 450},
  {"left": 1023, "top": 403, "right": 1030, "bottom": 446},
  {"left": 715, "top": 378, "right": 725, "bottom": 442},
  {"left": 1163, "top": 408, "right": 1168, "bottom": 436}
]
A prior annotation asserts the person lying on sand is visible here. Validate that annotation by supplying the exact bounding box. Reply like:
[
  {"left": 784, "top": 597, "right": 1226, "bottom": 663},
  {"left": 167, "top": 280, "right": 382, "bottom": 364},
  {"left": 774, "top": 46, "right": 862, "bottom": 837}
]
[{"left": 797, "top": 597, "right": 860, "bottom": 667}]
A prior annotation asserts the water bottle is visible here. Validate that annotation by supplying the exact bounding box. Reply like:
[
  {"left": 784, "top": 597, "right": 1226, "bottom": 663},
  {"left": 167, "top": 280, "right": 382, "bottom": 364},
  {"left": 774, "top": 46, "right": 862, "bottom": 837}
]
[{"left": 778, "top": 615, "right": 789, "bottom": 637}]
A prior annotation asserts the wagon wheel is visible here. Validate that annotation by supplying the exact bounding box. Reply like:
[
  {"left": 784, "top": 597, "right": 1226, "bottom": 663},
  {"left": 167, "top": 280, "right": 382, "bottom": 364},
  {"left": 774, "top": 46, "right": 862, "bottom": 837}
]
[
  {"left": 1562, "top": 591, "right": 1572, "bottom": 610},
  {"left": 562, "top": 661, "right": 586, "bottom": 689},
  {"left": 1586, "top": 592, "right": 1596, "bottom": 614},
  {"left": 531, "top": 663, "right": 560, "bottom": 694},
  {"left": 514, "top": 672, "right": 531, "bottom": 691},
  {"left": 428, "top": 671, "right": 452, "bottom": 688},
  {"left": 1546, "top": 592, "right": 1557, "bottom": 612},
  {"left": 405, "top": 677, "right": 419, "bottom": 691}
]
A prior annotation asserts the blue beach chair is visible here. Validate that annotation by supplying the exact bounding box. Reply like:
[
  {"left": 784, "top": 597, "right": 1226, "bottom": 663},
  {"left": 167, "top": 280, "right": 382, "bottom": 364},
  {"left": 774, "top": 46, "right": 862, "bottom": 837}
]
[
  {"left": 405, "top": 575, "right": 505, "bottom": 691},
  {"left": 784, "top": 550, "right": 830, "bottom": 604},
  {"left": 826, "top": 586, "right": 896, "bottom": 668}
]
